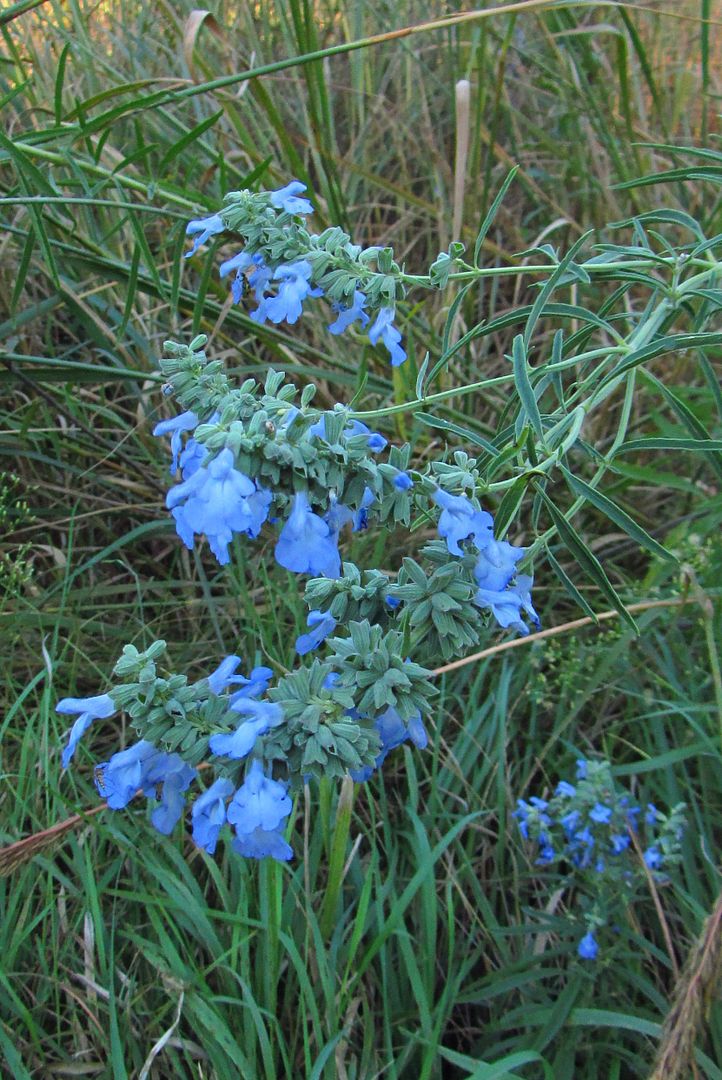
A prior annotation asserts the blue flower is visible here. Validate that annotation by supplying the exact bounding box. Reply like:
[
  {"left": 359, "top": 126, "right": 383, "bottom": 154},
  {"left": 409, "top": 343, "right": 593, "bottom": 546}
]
[
  {"left": 209, "top": 698, "right": 284, "bottom": 760},
  {"left": 227, "top": 760, "right": 293, "bottom": 861},
  {"left": 93, "top": 742, "right": 195, "bottom": 832},
  {"left": 192, "top": 777, "right": 234, "bottom": 854},
  {"left": 295, "top": 610, "right": 338, "bottom": 656},
  {"left": 153, "top": 410, "right": 199, "bottom": 474},
  {"left": 252, "top": 260, "right": 322, "bottom": 325},
  {"left": 229, "top": 666, "right": 274, "bottom": 706},
  {"left": 145, "top": 754, "right": 197, "bottom": 834},
  {"left": 57, "top": 693, "right": 117, "bottom": 768},
  {"left": 344, "top": 419, "right": 387, "bottom": 453},
  {"left": 308, "top": 415, "right": 386, "bottom": 453},
  {"left": 561, "top": 809, "right": 581, "bottom": 833},
  {"left": 474, "top": 587, "right": 526, "bottom": 634},
  {"left": 351, "top": 707, "right": 428, "bottom": 782},
  {"left": 368, "top": 306, "right": 406, "bottom": 366},
  {"left": 207, "top": 657, "right": 273, "bottom": 699},
  {"left": 393, "top": 471, "right": 413, "bottom": 491},
  {"left": 556, "top": 781, "right": 576, "bottom": 798},
  {"left": 644, "top": 845, "right": 664, "bottom": 870},
  {"left": 94, "top": 740, "right": 158, "bottom": 808},
  {"left": 645, "top": 803, "right": 658, "bottom": 826},
  {"left": 510, "top": 575, "right": 540, "bottom": 631},
  {"left": 589, "top": 803, "right": 612, "bottom": 824},
  {"left": 178, "top": 437, "right": 206, "bottom": 478},
  {"left": 185, "top": 213, "right": 225, "bottom": 257},
  {"left": 220, "top": 250, "right": 272, "bottom": 306},
  {"left": 275, "top": 492, "right": 341, "bottom": 578},
  {"left": 432, "top": 489, "right": 494, "bottom": 557},
  {"left": 536, "top": 844, "right": 556, "bottom": 865},
  {"left": 386, "top": 595, "right": 402, "bottom": 609},
  {"left": 167, "top": 447, "right": 272, "bottom": 564},
  {"left": 207, "top": 655, "right": 245, "bottom": 695},
  {"left": 351, "top": 486, "right": 376, "bottom": 532},
  {"left": 474, "top": 538, "right": 526, "bottom": 592},
  {"left": 269, "top": 180, "right": 314, "bottom": 216},
  {"left": 610, "top": 833, "right": 630, "bottom": 854},
  {"left": 514, "top": 801, "right": 531, "bottom": 840},
  {"left": 576, "top": 759, "right": 588, "bottom": 779},
  {"left": 578, "top": 931, "right": 599, "bottom": 960},
  {"left": 328, "top": 290, "right": 370, "bottom": 335},
  {"left": 232, "top": 827, "right": 293, "bottom": 861}
]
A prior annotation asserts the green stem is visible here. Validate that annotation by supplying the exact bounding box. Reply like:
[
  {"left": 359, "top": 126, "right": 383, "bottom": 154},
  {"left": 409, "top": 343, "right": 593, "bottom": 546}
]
[{"left": 319, "top": 776, "right": 355, "bottom": 940}]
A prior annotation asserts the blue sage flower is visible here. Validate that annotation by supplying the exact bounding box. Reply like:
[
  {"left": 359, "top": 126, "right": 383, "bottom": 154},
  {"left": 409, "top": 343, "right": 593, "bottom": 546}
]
[
  {"left": 344, "top": 419, "right": 387, "bottom": 453},
  {"left": 295, "top": 610, "right": 338, "bottom": 656},
  {"left": 232, "top": 827, "right": 293, "bottom": 862},
  {"left": 474, "top": 538, "right": 526, "bottom": 592},
  {"left": 94, "top": 741, "right": 158, "bottom": 808},
  {"left": 590, "top": 803, "right": 613, "bottom": 824},
  {"left": 536, "top": 844, "right": 556, "bottom": 865},
  {"left": 93, "top": 741, "right": 195, "bottom": 833},
  {"left": 393, "top": 471, "right": 413, "bottom": 491},
  {"left": 153, "top": 410, "right": 199, "bottom": 474},
  {"left": 644, "top": 846, "right": 664, "bottom": 870},
  {"left": 368, "top": 306, "right": 406, "bottom": 366},
  {"left": 167, "top": 447, "right": 272, "bottom": 564},
  {"left": 207, "top": 656, "right": 273, "bottom": 700},
  {"left": 220, "top": 250, "right": 272, "bottom": 306},
  {"left": 57, "top": 693, "right": 117, "bottom": 768},
  {"left": 252, "top": 260, "right": 323, "bottom": 325},
  {"left": 228, "top": 666, "right": 274, "bottom": 705},
  {"left": 145, "top": 753, "right": 197, "bottom": 835},
  {"left": 433, "top": 489, "right": 494, "bottom": 556},
  {"left": 578, "top": 931, "right": 599, "bottom": 960},
  {"left": 185, "top": 213, "right": 225, "bottom": 257},
  {"left": 328, "top": 290, "right": 370, "bottom": 335},
  {"left": 352, "top": 706, "right": 428, "bottom": 782},
  {"left": 209, "top": 697, "right": 284, "bottom": 760},
  {"left": 275, "top": 492, "right": 341, "bottom": 578},
  {"left": 178, "top": 437, "right": 206, "bottom": 478},
  {"left": 227, "top": 760, "right": 293, "bottom": 861},
  {"left": 191, "top": 777, "right": 235, "bottom": 854},
  {"left": 269, "top": 180, "right": 314, "bottom": 216}
]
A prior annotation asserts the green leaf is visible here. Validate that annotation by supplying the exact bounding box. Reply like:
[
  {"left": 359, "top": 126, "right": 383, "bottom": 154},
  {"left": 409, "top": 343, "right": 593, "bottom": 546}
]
[
  {"left": 545, "top": 545, "right": 598, "bottom": 622},
  {"left": 511, "top": 335, "right": 544, "bottom": 441},
  {"left": 473, "top": 166, "right": 519, "bottom": 266},
  {"left": 615, "top": 437, "right": 722, "bottom": 454},
  {"left": 559, "top": 466, "right": 675, "bottom": 562},
  {"left": 536, "top": 486, "right": 638, "bottom": 631}
]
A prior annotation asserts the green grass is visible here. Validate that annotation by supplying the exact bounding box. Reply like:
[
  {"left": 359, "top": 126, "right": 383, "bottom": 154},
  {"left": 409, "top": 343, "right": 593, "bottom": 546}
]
[{"left": 1, "top": 0, "right": 721, "bottom": 1076}]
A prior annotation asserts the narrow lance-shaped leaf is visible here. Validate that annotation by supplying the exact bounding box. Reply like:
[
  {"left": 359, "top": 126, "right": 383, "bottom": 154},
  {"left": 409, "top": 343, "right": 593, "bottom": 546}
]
[
  {"left": 535, "top": 485, "right": 638, "bottom": 632},
  {"left": 511, "top": 335, "right": 544, "bottom": 442},
  {"left": 559, "top": 466, "right": 676, "bottom": 563}
]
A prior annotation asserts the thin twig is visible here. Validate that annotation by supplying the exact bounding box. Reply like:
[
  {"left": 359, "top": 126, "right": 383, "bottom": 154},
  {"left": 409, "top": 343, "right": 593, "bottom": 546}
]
[{"left": 432, "top": 596, "right": 699, "bottom": 677}]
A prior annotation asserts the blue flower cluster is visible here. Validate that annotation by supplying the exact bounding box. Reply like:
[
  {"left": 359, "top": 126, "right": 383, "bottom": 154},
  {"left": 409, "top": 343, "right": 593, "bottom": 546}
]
[
  {"left": 433, "top": 489, "right": 539, "bottom": 635},
  {"left": 185, "top": 180, "right": 407, "bottom": 366},
  {"left": 514, "top": 758, "right": 686, "bottom": 961},
  {"left": 57, "top": 653, "right": 297, "bottom": 863}
]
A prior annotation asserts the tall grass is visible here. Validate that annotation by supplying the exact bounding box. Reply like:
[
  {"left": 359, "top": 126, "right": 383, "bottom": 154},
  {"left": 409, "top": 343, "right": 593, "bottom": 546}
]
[{"left": 1, "top": 1, "right": 721, "bottom": 1076}]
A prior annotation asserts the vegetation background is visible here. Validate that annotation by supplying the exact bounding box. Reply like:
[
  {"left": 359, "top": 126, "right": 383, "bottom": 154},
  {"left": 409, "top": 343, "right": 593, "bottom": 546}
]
[{"left": 0, "top": 0, "right": 720, "bottom": 1077}]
